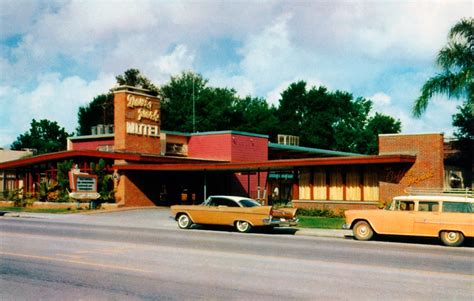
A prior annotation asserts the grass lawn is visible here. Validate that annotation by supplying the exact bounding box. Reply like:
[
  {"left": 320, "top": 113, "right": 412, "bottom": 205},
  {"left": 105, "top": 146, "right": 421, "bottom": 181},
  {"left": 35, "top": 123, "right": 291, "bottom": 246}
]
[
  {"left": 0, "top": 207, "right": 81, "bottom": 214},
  {"left": 297, "top": 216, "right": 345, "bottom": 229}
]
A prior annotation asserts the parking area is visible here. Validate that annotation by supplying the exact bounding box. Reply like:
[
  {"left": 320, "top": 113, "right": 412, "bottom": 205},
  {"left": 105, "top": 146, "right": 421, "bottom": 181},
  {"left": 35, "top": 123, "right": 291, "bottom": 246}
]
[{"left": 2, "top": 207, "right": 353, "bottom": 238}]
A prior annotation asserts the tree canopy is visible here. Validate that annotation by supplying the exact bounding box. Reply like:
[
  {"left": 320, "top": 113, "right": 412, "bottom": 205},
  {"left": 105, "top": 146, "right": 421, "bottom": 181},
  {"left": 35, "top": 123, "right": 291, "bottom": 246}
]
[
  {"left": 76, "top": 93, "right": 114, "bottom": 135},
  {"left": 413, "top": 18, "right": 473, "bottom": 117},
  {"left": 116, "top": 68, "right": 159, "bottom": 95},
  {"left": 11, "top": 119, "right": 71, "bottom": 154},
  {"left": 75, "top": 69, "right": 401, "bottom": 155},
  {"left": 275, "top": 81, "right": 400, "bottom": 153}
]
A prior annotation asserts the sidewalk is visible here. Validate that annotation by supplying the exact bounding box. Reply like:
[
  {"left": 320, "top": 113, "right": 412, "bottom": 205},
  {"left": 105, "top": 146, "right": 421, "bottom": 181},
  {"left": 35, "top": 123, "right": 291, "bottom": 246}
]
[
  {"left": 295, "top": 228, "right": 353, "bottom": 238},
  {"left": 1, "top": 209, "right": 353, "bottom": 239}
]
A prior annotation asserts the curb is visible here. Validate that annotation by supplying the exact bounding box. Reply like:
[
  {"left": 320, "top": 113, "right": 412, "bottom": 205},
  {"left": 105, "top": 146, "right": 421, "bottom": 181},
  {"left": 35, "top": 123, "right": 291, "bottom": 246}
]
[{"left": 295, "top": 228, "right": 353, "bottom": 238}]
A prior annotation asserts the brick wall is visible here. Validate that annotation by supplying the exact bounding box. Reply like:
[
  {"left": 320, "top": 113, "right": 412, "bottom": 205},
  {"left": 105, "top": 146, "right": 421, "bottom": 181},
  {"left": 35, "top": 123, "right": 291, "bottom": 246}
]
[
  {"left": 188, "top": 132, "right": 268, "bottom": 162},
  {"left": 114, "top": 90, "right": 161, "bottom": 154},
  {"left": 70, "top": 139, "right": 114, "bottom": 151},
  {"left": 379, "top": 133, "right": 444, "bottom": 202},
  {"left": 115, "top": 171, "right": 157, "bottom": 207},
  {"left": 188, "top": 132, "right": 269, "bottom": 199},
  {"left": 188, "top": 134, "right": 233, "bottom": 161}
]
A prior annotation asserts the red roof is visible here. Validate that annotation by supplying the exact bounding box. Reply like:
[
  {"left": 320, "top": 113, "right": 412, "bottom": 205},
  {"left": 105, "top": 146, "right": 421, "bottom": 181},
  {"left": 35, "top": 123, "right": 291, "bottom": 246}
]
[{"left": 0, "top": 150, "right": 224, "bottom": 169}]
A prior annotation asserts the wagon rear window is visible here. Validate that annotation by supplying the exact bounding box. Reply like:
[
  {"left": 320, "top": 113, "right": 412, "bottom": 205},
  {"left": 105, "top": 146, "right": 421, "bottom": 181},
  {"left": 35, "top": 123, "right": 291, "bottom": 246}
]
[{"left": 442, "top": 202, "right": 473, "bottom": 213}]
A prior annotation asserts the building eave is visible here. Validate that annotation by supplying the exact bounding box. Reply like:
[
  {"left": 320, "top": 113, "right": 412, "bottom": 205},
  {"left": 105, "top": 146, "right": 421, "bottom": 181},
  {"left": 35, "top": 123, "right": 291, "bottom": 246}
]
[
  {"left": 0, "top": 150, "right": 224, "bottom": 169},
  {"left": 114, "top": 154, "right": 416, "bottom": 172}
]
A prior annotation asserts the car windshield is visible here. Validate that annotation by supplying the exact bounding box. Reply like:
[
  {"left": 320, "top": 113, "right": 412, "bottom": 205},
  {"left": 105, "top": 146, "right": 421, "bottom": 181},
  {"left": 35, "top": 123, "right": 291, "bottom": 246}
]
[{"left": 238, "top": 198, "right": 261, "bottom": 207}]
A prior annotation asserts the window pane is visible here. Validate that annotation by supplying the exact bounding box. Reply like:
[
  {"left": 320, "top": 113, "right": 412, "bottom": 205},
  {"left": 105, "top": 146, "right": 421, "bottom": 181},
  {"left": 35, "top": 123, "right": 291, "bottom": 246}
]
[
  {"left": 346, "top": 168, "right": 361, "bottom": 201},
  {"left": 397, "top": 201, "right": 414, "bottom": 211},
  {"left": 443, "top": 202, "right": 473, "bottom": 213},
  {"left": 418, "top": 202, "right": 439, "bottom": 212}
]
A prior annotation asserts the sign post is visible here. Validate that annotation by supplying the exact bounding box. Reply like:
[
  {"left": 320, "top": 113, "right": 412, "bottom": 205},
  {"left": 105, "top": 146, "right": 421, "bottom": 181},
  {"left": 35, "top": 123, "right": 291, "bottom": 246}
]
[{"left": 68, "top": 166, "right": 100, "bottom": 208}]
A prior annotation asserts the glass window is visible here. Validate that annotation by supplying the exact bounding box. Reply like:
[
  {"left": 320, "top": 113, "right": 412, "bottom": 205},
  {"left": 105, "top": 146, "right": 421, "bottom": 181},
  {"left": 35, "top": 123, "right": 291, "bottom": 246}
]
[
  {"left": 443, "top": 202, "right": 473, "bottom": 213},
  {"left": 238, "top": 199, "right": 261, "bottom": 208},
  {"left": 396, "top": 200, "right": 415, "bottom": 211},
  {"left": 211, "top": 198, "right": 239, "bottom": 207},
  {"left": 418, "top": 202, "right": 439, "bottom": 212}
]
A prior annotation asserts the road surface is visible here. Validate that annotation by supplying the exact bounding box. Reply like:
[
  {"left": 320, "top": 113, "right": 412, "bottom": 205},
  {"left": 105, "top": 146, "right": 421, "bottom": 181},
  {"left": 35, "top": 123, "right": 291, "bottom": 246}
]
[{"left": 1, "top": 215, "right": 473, "bottom": 300}]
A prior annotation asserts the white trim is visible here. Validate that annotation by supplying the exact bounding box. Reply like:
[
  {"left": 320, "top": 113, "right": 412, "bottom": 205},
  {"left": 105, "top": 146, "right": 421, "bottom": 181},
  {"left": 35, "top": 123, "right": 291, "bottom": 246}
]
[
  {"left": 379, "top": 132, "right": 443, "bottom": 137},
  {"left": 293, "top": 200, "right": 379, "bottom": 205},
  {"left": 113, "top": 88, "right": 160, "bottom": 99}
]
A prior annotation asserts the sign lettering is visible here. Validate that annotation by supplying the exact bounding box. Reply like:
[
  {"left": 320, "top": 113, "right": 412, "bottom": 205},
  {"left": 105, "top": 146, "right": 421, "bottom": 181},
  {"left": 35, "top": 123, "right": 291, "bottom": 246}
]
[{"left": 126, "top": 121, "right": 160, "bottom": 137}]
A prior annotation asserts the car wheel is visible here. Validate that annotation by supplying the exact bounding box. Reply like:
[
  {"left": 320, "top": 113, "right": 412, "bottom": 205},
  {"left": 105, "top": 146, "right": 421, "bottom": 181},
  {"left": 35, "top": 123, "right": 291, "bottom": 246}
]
[
  {"left": 235, "top": 221, "right": 252, "bottom": 233},
  {"left": 440, "top": 231, "right": 464, "bottom": 247},
  {"left": 353, "top": 221, "right": 374, "bottom": 241},
  {"left": 177, "top": 214, "right": 193, "bottom": 229}
]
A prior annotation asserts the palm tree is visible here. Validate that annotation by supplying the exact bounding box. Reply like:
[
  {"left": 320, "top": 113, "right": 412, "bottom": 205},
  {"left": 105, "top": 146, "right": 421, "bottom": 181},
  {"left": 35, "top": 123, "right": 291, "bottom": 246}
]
[{"left": 413, "top": 18, "right": 473, "bottom": 117}]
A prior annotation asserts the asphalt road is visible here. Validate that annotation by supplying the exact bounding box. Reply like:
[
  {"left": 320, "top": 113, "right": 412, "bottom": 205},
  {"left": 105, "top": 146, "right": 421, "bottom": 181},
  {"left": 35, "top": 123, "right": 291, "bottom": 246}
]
[{"left": 1, "top": 213, "right": 473, "bottom": 300}]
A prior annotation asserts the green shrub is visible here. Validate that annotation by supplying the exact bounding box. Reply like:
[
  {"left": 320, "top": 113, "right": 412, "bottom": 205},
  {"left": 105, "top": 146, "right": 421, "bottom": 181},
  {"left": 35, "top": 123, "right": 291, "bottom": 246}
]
[{"left": 296, "top": 208, "right": 343, "bottom": 218}]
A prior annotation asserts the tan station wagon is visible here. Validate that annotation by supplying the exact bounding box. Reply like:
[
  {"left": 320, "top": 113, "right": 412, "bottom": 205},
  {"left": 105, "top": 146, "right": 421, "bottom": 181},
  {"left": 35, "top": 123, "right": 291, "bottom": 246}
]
[
  {"left": 344, "top": 194, "right": 474, "bottom": 246},
  {"left": 171, "top": 195, "right": 298, "bottom": 233}
]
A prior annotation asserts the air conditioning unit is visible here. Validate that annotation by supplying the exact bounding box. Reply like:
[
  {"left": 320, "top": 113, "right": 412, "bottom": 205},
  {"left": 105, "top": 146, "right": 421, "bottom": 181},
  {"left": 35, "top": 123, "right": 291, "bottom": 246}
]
[{"left": 277, "top": 134, "right": 300, "bottom": 146}]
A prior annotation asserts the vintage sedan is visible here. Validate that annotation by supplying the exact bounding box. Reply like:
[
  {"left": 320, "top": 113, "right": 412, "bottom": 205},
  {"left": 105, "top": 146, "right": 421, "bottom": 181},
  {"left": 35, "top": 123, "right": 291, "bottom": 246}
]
[
  {"left": 344, "top": 194, "right": 473, "bottom": 246},
  {"left": 170, "top": 195, "right": 298, "bottom": 233}
]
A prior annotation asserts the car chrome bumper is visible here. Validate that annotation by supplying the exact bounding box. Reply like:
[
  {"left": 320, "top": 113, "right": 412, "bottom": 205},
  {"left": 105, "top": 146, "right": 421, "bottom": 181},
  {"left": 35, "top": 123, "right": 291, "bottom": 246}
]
[
  {"left": 263, "top": 218, "right": 299, "bottom": 227},
  {"left": 342, "top": 223, "right": 351, "bottom": 229}
]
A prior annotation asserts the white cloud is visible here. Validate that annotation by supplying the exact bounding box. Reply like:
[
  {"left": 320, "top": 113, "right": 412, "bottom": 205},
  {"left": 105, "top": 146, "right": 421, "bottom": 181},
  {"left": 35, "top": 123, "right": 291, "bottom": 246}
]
[
  {"left": 151, "top": 45, "right": 195, "bottom": 82},
  {"left": 368, "top": 92, "right": 392, "bottom": 115},
  {"left": 1, "top": 0, "right": 471, "bottom": 143},
  {"left": 0, "top": 73, "right": 115, "bottom": 147},
  {"left": 208, "top": 74, "right": 255, "bottom": 99}
]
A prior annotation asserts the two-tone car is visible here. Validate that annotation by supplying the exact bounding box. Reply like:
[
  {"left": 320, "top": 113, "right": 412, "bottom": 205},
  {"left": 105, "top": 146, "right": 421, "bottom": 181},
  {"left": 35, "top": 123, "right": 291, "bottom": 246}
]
[
  {"left": 171, "top": 195, "right": 298, "bottom": 233},
  {"left": 344, "top": 194, "right": 473, "bottom": 246}
]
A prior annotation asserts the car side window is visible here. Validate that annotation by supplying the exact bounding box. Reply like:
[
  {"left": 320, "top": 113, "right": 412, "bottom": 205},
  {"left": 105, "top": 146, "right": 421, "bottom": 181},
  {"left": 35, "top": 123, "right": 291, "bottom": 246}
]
[
  {"left": 396, "top": 200, "right": 415, "bottom": 211},
  {"left": 210, "top": 198, "right": 239, "bottom": 207},
  {"left": 207, "top": 198, "right": 218, "bottom": 206},
  {"left": 222, "top": 199, "right": 239, "bottom": 207},
  {"left": 418, "top": 201, "right": 439, "bottom": 212},
  {"left": 443, "top": 202, "right": 473, "bottom": 213}
]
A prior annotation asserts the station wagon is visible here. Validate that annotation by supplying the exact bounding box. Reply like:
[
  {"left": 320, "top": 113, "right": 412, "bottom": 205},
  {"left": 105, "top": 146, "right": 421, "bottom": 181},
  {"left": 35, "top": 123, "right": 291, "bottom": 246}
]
[{"left": 344, "top": 194, "right": 473, "bottom": 246}]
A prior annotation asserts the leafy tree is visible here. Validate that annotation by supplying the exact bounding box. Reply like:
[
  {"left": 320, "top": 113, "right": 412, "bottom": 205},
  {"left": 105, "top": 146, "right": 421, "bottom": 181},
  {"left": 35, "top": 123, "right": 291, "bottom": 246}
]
[
  {"left": 57, "top": 160, "right": 74, "bottom": 200},
  {"left": 160, "top": 71, "right": 208, "bottom": 132},
  {"left": 361, "top": 113, "right": 402, "bottom": 154},
  {"left": 413, "top": 18, "right": 473, "bottom": 117},
  {"left": 11, "top": 119, "right": 71, "bottom": 154},
  {"left": 231, "top": 96, "right": 279, "bottom": 138},
  {"left": 160, "top": 71, "right": 279, "bottom": 135},
  {"left": 91, "top": 158, "right": 114, "bottom": 202},
  {"left": 452, "top": 101, "right": 473, "bottom": 139},
  {"left": 116, "top": 68, "right": 159, "bottom": 95},
  {"left": 76, "top": 93, "right": 114, "bottom": 135},
  {"left": 275, "top": 81, "right": 401, "bottom": 154},
  {"left": 77, "top": 69, "right": 159, "bottom": 135}
]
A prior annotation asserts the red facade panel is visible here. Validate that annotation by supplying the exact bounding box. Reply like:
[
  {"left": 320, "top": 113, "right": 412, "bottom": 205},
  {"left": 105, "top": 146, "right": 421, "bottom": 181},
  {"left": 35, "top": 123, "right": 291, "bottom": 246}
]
[
  {"left": 188, "top": 134, "right": 233, "bottom": 161},
  {"left": 188, "top": 133, "right": 268, "bottom": 162},
  {"left": 70, "top": 139, "right": 114, "bottom": 151}
]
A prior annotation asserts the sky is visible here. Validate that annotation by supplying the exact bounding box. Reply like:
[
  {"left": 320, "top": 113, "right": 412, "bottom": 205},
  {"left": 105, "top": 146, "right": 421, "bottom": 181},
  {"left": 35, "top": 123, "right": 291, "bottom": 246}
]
[{"left": 0, "top": 0, "right": 472, "bottom": 148}]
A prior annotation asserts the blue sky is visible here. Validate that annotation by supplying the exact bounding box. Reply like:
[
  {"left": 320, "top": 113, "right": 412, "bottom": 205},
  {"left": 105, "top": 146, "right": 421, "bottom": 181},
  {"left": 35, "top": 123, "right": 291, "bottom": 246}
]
[{"left": 0, "top": 0, "right": 472, "bottom": 148}]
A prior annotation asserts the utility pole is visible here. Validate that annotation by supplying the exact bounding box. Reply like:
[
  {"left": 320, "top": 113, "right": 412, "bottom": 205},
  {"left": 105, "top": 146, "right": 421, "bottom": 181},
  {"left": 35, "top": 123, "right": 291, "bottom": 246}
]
[{"left": 192, "top": 75, "right": 196, "bottom": 133}]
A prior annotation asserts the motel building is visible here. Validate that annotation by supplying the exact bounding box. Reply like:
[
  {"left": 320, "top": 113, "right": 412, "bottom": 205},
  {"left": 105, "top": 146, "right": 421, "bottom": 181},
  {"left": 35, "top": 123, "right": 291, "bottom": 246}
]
[{"left": 0, "top": 86, "right": 471, "bottom": 210}]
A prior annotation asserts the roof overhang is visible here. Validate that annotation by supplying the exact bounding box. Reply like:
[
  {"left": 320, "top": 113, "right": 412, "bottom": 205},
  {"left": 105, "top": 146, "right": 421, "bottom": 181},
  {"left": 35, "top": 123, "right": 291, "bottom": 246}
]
[
  {"left": 0, "top": 150, "right": 224, "bottom": 170},
  {"left": 114, "top": 154, "right": 416, "bottom": 172}
]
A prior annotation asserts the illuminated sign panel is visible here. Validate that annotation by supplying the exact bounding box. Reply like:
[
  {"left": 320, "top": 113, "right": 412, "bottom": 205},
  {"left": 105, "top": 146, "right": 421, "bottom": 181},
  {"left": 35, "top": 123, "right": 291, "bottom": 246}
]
[
  {"left": 125, "top": 94, "right": 160, "bottom": 137},
  {"left": 76, "top": 176, "right": 97, "bottom": 192}
]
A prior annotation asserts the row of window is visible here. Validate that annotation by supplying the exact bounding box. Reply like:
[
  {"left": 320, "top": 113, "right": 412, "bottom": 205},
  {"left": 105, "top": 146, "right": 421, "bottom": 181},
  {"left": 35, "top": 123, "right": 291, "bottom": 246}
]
[
  {"left": 299, "top": 167, "right": 379, "bottom": 201},
  {"left": 395, "top": 200, "right": 472, "bottom": 213}
]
